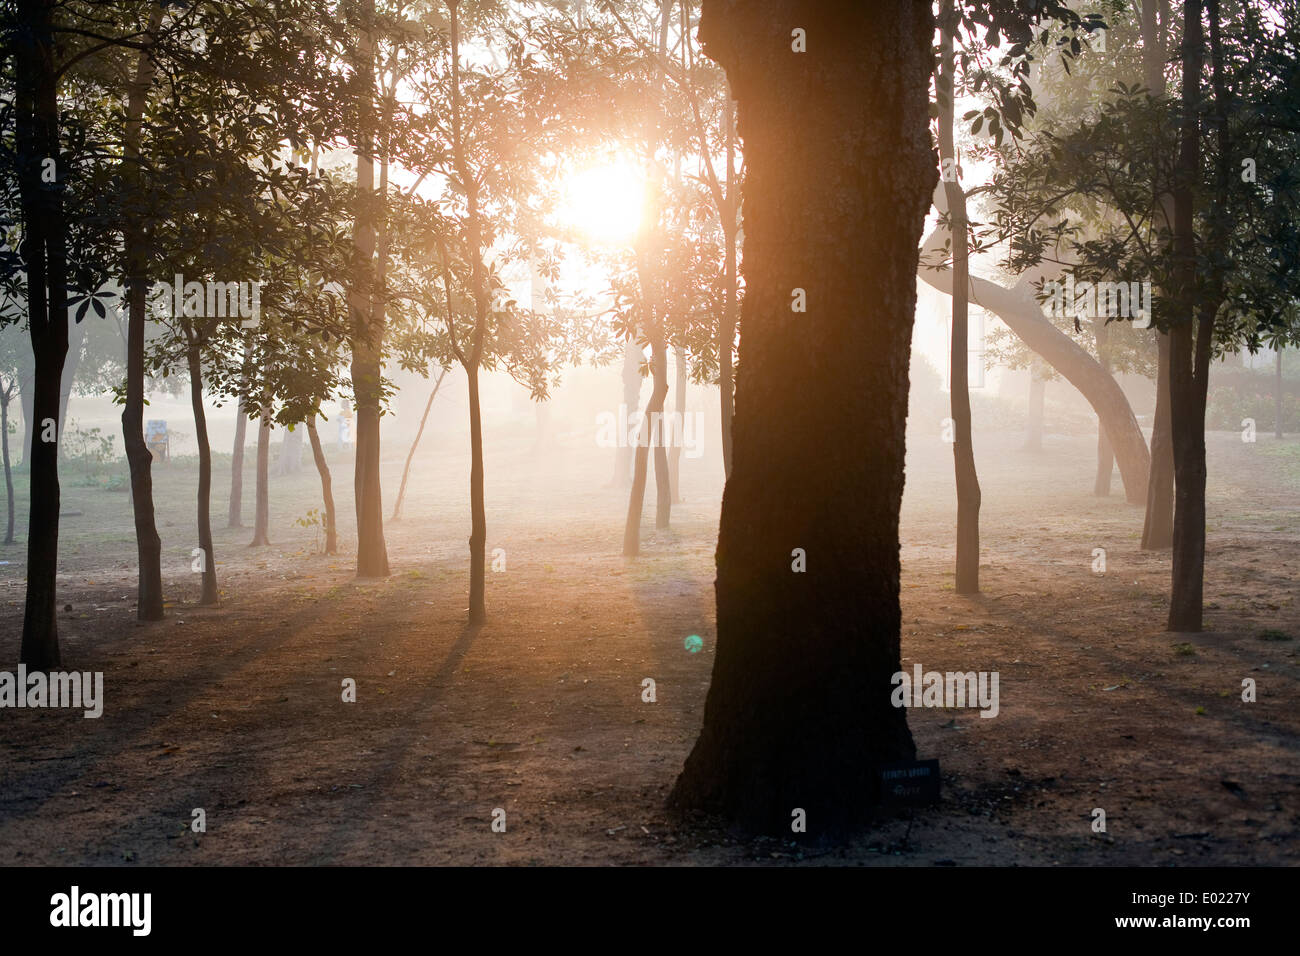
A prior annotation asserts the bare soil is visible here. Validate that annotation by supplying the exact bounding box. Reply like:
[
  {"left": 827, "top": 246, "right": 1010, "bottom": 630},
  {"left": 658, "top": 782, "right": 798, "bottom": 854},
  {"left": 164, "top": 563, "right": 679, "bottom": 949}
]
[{"left": 1, "top": 423, "right": 1296, "bottom": 865}]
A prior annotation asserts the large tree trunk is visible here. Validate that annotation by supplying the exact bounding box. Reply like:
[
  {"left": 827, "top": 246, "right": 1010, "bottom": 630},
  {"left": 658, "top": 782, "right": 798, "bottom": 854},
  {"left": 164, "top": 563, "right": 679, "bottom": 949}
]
[
  {"left": 15, "top": 0, "right": 70, "bottom": 666},
  {"left": 2, "top": 388, "right": 14, "bottom": 545},
  {"left": 349, "top": 0, "right": 390, "bottom": 578},
  {"left": 939, "top": 0, "right": 980, "bottom": 594},
  {"left": 1168, "top": 0, "right": 1221, "bottom": 632},
  {"left": 186, "top": 341, "right": 218, "bottom": 605},
  {"left": 669, "top": 0, "right": 933, "bottom": 832},
  {"left": 921, "top": 193, "right": 1149, "bottom": 503},
  {"left": 306, "top": 416, "right": 337, "bottom": 555},
  {"left": 392, "top": 368, "right": 446, "bottom": 521},
  {"left": 121, "top": 6, "right": 165, "bottom": 623},
  {"left": 1093, "top": 320, "right": 1114, "bottom": 496},
  {"left": 249, "top": 408, "right": 271, "bottom": 547},
  {"left": 718, "top": 95, "right": 738, "bottom": 480},
  {"left": 466, "top": 363, "right": 486, "bottom": 624}
]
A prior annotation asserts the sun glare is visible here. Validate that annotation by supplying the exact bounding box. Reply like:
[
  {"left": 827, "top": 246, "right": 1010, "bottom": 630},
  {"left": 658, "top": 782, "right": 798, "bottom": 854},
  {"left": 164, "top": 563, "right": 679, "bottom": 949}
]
[{"left": 558, "top": 161, "right": 645, "bottom": 246}]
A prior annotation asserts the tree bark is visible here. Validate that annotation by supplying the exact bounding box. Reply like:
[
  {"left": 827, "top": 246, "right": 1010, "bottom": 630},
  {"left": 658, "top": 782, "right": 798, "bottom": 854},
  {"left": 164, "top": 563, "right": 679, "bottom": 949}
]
[
  {"left": 624, "top": 333, "right": 670, "bottom": 554},
  {"left": 1276, "top": 347, "right": 1284, "bottom": 439},
  {"left": 349, "top": 0, "right": 390, "bottom": 578},
  {"left": 227, "top": 342, "right": 252, "bottom": 528},
  {"left": 612, "top": 341, "right": 640, "bottom": 486},
  {"left": 466, "top": 363, "right": 486, "bottom": 624},
  {"left": 652, "top": 336, "right": 672, "bottom": 528},
  {"left": 939, "top": 0, "right": 980, "bottom": 594},
  {"left": 121, "top": 5, "right": 165, "bottom": 623},
  {"left": 719, "top": 94, "right": 738, "bottom": 480},
  {"left": 921, "top": 193, "right": 1149, "bottom": 503},
  {"left": 1142, "top": 333, "right": 1175, "bottom": 548},
  {"left": 669, "top": 0, "right": 932, "bottom": 832},
  {"left": 249, "top": 408, "right": 271, "bottom": 547},
  {"left": 306, "top": 415, "right": 337, "bottom": 554},
  {"left": 1140, "top": 0, "right": 1176, "bottom": 549},
  {"left": 186, "top": 341, "right": 218, "bottom": 604}
]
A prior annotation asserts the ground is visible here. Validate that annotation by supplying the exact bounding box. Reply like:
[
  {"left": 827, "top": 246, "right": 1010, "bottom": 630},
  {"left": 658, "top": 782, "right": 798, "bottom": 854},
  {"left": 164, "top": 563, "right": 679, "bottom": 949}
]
[{"left": 0, "top": 420, "right": 1297, "bottom": 865}]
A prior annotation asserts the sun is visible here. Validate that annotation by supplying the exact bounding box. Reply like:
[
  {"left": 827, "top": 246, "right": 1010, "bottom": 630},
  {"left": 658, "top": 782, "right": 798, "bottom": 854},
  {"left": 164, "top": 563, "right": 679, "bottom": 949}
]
[{"left": 557, "top": 160, "right": 645, "bottom": 246}]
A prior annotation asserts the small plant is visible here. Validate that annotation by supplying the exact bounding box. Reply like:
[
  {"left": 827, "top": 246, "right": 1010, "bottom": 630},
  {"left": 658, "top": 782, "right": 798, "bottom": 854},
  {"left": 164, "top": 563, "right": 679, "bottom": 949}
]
[
  {"left": 294, "top": 508, "right": 324, "bottom": 553},
  {"left": 1259, "top": 628, "right": 1292, "bottom": 641},
  {"left": 1194, "top": 706, "right": 1206, "bottom": 716},
  {"left": 1172, "top": 642, "right": 1197, "bottom": 657}
]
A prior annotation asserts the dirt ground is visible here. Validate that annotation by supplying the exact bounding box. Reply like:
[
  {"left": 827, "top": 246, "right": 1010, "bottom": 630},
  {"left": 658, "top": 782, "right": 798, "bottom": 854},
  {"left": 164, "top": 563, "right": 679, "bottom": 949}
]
[{"left": 1, "top": 418, "right": 1297, "bottom": 866}]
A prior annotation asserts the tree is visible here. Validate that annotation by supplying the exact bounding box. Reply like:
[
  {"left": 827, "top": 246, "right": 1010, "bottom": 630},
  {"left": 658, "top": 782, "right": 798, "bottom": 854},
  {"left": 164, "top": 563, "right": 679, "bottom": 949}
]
[
  {"left": 669, "top": 0, "right": 935, "bottom": 832},
  {"left": 937, "top": 0, "right": 981, "bottom": 594}
]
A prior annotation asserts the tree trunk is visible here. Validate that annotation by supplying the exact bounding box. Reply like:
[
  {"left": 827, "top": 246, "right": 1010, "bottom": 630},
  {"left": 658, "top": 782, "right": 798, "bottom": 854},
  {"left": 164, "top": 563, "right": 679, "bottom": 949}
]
[
  {"left": 1276, "top": 347, "right": 1284, "bottom": 439},
  {"left": 15, "top": 0, "right": 70, "bottom": 666},
  {"left": 623, "top": 337, "right": 670, "bottom": 555},
  {"left": 719, "top": 95, "right": 738, "bottom": 480},
  {"left": 392, "top": 368, "right": 446, "bottom": 521},
  {"left": 228, "top": 400, "right": 248, "bottom": 528},
  {"left": 669, "top": 0, "right": 933, "bottom": 832},
  {"left": 249, "top": 408, "right": 271, "bottom": 547},
  {"left": 1140, "top": 0, "right": 1175, "bottom": 548},
  {"left": 227, "top": 342, "right": 252, "bottom": 528},
  {"left": 939, "top": 0, "right": 980, "bottom": 594},
  {"left": 56, "top": 316, "right": 83, "bottom": 460},
  {"left": 186, "top": 342, "right": 218, "bottom": 605},
  {"left": 1093, "top": 320, "right": 1114, "bottom": 496},
  {"left": 121, "top": 5, "right": 165, "bottom": 623},
  {"left": 466, "top": 363, "right": 486, "bottom": 624},
  {"left": 350, "top": 0, "right": 390, "bottom": 578},
  {"left": 274, "top": 425, "right": 305, "bottom": 476},
  {"left": 1142, "top": 333, "right": 1175, "bottom": 548},
  {"left": 2, "top": 388, "right": 14, "bottom": 545},
  {"left": 921, "top": 194, "right": 1149, "bottom": 503},
  {"left": 613, "top": 341, "right": 641, "bottom": 486},
  {"left": 306, "top": 415, "right": 337, "bottom": 555},
  {"left": 669, "top": 345, "right": 686, "bottom": 502},
  {"left": 652, "top": 337, "right": 672, "bottom": 528}
]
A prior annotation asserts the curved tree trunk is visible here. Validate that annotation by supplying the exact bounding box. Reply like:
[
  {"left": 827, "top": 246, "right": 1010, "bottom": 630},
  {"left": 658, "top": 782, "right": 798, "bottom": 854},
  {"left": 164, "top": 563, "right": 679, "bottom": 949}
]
[
  {"left": 920, "top": 191, "right": 1149, "bottom": 504},
  {"left": 306, "top": 416, "right": 337, "bottom": 555},
  {"left": 249, "top": 408, "right": 271, "bottom": 547},
  {"left": 186, "top": 341, "right": 218, "bottom": 605},
  {"left": 670, "top": 0, "right": 932, "bottom": 832},
  {"left": 624, "top": 335, "right": 670, "bottom": 554}
]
